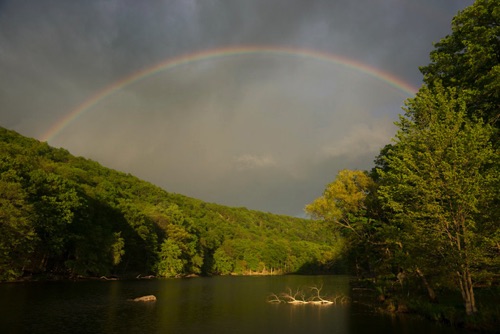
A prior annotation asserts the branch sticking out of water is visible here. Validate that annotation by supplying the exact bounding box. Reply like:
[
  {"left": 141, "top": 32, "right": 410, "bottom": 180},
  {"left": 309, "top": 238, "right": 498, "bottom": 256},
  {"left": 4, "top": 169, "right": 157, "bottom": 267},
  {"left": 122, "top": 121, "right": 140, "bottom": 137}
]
[{"left": 267, "top": 285, "right": 349, "bottom": 306}]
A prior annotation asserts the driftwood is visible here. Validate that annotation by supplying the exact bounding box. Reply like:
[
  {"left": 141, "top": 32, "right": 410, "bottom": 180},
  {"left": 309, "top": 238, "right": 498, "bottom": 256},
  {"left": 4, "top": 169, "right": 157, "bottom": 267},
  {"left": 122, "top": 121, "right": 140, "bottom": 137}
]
[
  {"left": 268, "top": 285, "right": 349, "bottom": 306},
  {"left": 136, "top": 274, "right": 156, "bottom": 279}
]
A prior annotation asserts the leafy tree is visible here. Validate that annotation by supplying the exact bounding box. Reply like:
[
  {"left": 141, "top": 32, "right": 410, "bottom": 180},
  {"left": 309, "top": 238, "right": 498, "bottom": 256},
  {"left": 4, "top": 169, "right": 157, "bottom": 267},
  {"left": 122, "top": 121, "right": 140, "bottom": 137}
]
[
  {"left": 0, "top": 171, "right": 35, "bottom": 280},
  {"left": 156, "top": 239, "right": 184, "bottom": 277},
  {"left": 378, "top": 84, "right": 498, "bottom": 315},
  {"left": 212, "top": 246, "right": 234, "bottom": 275},
  {"left": 27, "top": 169, "right": 82, "bottom": 272},
  {"left": 420, "top": 0, "right": 500, "bottom": 128},
  {"left": 110, "top": 232, "right": 125, "bottom": 266},
  {"left": 305, "top": 169, "right": 380, "bottom": 249},
  {"left": 154, "top": 204, "right": 203, "bottom": 275},
  {"left": 118, "top": 199, "right": 159, "bottom": 272},
  {"left": 305, "top": 170, "right": 394, "bottom": 276},
  {"left": 261, "top": 239, "right": 290, "bottom": 272},
  {"left": 305, "top": 170, "right": 374, "bottom": 233},
  {"left": 374, "top": 0, "right": 500, "bottom": 313}
]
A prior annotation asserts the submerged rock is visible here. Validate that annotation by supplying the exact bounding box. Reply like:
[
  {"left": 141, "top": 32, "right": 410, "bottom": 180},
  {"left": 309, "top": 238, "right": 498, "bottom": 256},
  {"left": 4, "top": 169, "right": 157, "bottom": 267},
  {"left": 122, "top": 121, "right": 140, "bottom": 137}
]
[{"left": 132, "top": 295, "right": 156, "bottom": 302}]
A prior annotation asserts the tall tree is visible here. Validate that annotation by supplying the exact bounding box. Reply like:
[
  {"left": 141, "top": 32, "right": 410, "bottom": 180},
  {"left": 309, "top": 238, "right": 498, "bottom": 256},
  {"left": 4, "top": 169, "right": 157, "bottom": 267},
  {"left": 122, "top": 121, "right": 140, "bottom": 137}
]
[
  {"left": 378, "top": 84, "right": 498, "bottom": 315},
  {"left": 0, "top": 172, "right": 35, "bottom": 280},
  {"left": 420, "top": 0, "right": 500, "bottom": 128},
  {"left": 305, "top": 170, "right": 392, "bottom": 276},
  {"left": 27, "top": 170, "right": 82, "bottom": 272},
  {"left": 305, "top": 169, "right": 374, "bottom": 236}
]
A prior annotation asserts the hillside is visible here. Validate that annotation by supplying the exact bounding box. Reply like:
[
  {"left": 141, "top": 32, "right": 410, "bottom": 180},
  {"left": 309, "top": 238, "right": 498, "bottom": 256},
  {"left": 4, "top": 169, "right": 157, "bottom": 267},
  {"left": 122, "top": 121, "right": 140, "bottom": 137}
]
[{"left": 0, "top": 126, "right": 341, "bottom": 281}]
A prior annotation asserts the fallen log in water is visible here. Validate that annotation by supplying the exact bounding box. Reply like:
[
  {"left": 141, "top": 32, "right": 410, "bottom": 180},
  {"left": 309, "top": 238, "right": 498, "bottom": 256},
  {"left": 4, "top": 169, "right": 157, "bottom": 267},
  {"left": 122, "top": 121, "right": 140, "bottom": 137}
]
[{"left": 267, "top": 285, "right": 349, "bottom": 306}]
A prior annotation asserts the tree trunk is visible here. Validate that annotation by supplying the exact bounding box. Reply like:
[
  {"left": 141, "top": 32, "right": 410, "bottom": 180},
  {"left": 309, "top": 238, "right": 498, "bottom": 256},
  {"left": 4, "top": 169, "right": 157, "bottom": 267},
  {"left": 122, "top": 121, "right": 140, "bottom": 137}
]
[
  {"left": 415, "top": 267, "right": 436, "bottom": 302},
  {"left": 458, "top": 268, "right": 477, "bottom": 315}
]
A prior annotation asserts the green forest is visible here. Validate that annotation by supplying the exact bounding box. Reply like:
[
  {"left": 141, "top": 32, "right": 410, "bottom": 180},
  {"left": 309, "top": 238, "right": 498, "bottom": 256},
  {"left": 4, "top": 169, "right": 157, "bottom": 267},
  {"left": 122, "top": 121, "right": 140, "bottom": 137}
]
[
  {"left": 0, "top": 0, "right": 498, "bottom": 328},
  {"left": 306, "top": 0, "right": 499, "bottom": 324},
  {"left": 0, "top": 125, "right": 344, "bottom": 281}
]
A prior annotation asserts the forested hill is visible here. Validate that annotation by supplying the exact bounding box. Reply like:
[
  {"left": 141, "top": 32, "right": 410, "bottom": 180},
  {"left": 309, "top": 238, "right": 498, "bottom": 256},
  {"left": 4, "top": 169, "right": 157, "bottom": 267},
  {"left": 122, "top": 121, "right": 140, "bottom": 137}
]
[{"left": 0, "top": 126, "right": 341, "bottom": 281}]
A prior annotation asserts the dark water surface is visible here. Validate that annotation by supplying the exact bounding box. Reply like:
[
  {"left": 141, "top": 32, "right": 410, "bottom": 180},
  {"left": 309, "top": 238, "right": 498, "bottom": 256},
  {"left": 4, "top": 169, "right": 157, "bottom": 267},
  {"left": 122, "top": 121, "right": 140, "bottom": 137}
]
[{"left": 0, "top": 275, "right": 471, "bottom": 333}]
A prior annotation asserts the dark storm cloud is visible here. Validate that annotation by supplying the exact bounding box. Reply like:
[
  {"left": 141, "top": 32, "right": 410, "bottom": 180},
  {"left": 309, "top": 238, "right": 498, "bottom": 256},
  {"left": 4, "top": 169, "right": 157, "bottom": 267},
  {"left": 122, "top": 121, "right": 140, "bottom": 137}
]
[{"left": 0, "top": 0, "right": 474, "bottom": 215}]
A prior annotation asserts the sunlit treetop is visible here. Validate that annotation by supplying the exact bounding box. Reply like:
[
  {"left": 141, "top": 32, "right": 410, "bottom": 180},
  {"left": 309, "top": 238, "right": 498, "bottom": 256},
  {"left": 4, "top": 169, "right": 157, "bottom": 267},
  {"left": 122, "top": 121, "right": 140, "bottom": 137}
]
[{"left": 420, "top": 0, "right": 500, "bottom": 126}]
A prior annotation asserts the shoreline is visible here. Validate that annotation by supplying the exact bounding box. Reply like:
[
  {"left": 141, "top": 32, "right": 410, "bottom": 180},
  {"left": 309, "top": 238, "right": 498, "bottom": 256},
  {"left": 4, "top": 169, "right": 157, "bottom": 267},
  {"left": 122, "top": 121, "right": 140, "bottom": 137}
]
[{"left": 349, "top": 279, "right": 499, "bottom": 333}]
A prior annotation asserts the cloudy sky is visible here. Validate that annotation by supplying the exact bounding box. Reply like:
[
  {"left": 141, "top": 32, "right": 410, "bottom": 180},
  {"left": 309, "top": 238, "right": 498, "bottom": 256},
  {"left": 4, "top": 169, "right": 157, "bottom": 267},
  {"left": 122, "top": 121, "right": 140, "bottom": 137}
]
[{"left": 1, "top": 0, "right": 474, "bottom": 216}]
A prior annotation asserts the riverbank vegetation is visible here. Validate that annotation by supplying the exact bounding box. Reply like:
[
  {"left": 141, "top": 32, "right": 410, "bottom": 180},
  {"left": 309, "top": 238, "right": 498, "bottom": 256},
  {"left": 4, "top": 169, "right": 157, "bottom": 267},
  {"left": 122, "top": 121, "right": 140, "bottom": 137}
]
[
  {"left": 0, "top": 126, "right": 342, "bottom": 282},
  {"left": 307, "top": 0, "right": 499, "bottom": 330}
]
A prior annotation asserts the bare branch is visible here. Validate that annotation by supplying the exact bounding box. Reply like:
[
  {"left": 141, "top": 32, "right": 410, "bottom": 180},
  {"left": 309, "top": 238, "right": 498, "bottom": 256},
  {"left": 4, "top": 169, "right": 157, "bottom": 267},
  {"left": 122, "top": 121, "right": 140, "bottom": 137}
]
[{"left": 267, "top": 286, "right": 349, "bottom": 306}]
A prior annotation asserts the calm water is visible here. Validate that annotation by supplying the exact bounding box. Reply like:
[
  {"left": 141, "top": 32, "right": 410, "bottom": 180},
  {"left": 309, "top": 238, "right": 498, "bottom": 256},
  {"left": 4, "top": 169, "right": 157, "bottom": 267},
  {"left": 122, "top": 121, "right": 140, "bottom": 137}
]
[{"left": 0, "top": 275, "right": 471, "bottom": 334}]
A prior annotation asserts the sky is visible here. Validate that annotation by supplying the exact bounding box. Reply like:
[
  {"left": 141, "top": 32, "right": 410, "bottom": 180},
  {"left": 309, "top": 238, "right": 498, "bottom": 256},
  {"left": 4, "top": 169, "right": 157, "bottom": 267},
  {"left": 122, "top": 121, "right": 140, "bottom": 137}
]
[{"left": 0, "top": 0, "right": 475, "bottom": 216}]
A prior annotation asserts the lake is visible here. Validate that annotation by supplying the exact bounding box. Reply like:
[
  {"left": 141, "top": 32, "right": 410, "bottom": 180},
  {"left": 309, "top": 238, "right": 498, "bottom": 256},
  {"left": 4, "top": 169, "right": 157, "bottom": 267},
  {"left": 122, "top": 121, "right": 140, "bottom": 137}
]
[{"left": 0, "top": 275, "right": 471, "bottom": 333}]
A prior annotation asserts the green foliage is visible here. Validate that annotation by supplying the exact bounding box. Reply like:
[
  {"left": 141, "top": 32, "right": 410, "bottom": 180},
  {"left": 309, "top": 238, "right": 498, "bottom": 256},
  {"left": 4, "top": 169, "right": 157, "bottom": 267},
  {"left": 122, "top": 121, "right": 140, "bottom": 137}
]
[
  {"left": 306, "top": 169, "right": 375, "bottom": 235},
  {"left": 156, "top": 239, "right": 184, "bottom": 277},
  {"left": 305, "top": 169, "right": 393, "bottom": 277},
  {"left": 212, "top": 247, "right": 234, "bottom": 275},
  {"left": 356, "top": 1, "right": 500, "bottom": 317},
  {"left": 111, "top": 232, "right": 125, "bottom": 266},
  {"left": 420, "top": 0, "right": 500, "bottom": 127},
  {"left": 27, "top": 170, "right": 82, "bottom": 268},
  {"left": 0, "top": 126, "right": 339, "bottom": 281},
  {"left": 0, "top": 172, "right": 35, "bottom": 280},
  {"left": 307, "top": 2, "right": 499, "bottom": 319},
  {"left": 378, "top": 83, "right": 498, "bottom": 314}
]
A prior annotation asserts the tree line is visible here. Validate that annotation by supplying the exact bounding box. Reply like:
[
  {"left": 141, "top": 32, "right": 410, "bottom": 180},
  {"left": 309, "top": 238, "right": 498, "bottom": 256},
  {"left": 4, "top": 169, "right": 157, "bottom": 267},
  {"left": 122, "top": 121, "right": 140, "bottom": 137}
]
[
  {"left": 0, "top": 127, "right": 341, "bottom": 282},
  {"left": 306, "top": 0, "right": 499, "bottom": 317}
]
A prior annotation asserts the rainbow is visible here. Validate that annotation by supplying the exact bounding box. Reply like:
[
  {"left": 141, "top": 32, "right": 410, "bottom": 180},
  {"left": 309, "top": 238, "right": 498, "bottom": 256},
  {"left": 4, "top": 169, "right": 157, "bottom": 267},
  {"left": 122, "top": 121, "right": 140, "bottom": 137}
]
[{"left": 41, "top": 45, "right": 419, "bottom": 142}]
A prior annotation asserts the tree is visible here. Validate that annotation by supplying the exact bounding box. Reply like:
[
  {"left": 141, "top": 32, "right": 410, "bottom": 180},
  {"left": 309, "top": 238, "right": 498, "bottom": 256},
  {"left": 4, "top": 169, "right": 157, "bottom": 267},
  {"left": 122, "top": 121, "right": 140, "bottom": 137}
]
[
  {"left": 27, "top": 169, "right": 82, "bottom": 272},
  {"left": 212, "top": 246, "right": 234, "bottom": 275},
  {"left": 305, "top": 170, "right": 393, "bottom": 276},
  {"left": 420, "top": 0, "right": 500, "bottom": 128},
  {"left": 159, "top": 204, "right": 203, "bottom": 275},
  {"left": 378, "top": 83, "right": 498, "bottom": 315},
  {"left": 305, "top": 169, "right": 375, "bottom": 236},
  {"left": 118, "top": 199, "right": 159, "bottom": 272},
  {"left": 0, "top": 171, "right": 35, "bottom": 280},
  {"left": 156, "top": 239, "right": 184, "bottom": 277},
  {"left": 393, "top": 0, "right": 500, "bottom": 312}
]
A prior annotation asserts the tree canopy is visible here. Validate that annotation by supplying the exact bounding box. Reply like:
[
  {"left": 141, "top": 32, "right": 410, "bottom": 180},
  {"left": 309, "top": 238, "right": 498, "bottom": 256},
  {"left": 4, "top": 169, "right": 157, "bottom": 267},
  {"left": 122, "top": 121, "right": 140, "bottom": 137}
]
[
  {"left": 420, "top": 0, "right": 500, "bottom": 128},
  {"left": 0, "top": 126, "right": 341, "bottom": 281},
  {"left": 378, "top": 83, "right": 498, "bottom": 315},
  {"left": 307, "top": 0, "right": 500, "bottom": 318}
]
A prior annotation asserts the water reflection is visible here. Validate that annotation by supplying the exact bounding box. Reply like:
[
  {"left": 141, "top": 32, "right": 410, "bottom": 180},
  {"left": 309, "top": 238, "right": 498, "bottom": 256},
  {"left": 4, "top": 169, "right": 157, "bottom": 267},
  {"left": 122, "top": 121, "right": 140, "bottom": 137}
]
[
  {"left": 0, "top": 276, "right": 471, "bottom": 334},
  {"left": 118, "top": 276, "right": 368, "bottom": 333}
]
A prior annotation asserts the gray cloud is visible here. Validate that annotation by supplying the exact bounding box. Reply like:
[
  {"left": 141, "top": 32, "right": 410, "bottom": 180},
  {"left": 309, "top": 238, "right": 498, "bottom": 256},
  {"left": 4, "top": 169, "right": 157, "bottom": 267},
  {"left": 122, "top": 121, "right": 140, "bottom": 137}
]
[
  {"left": 0, "top": 0, "right": 474, "bottom": 215},
  {"left": 233, "top": 154, "right": 277, "bottom": 171}
]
